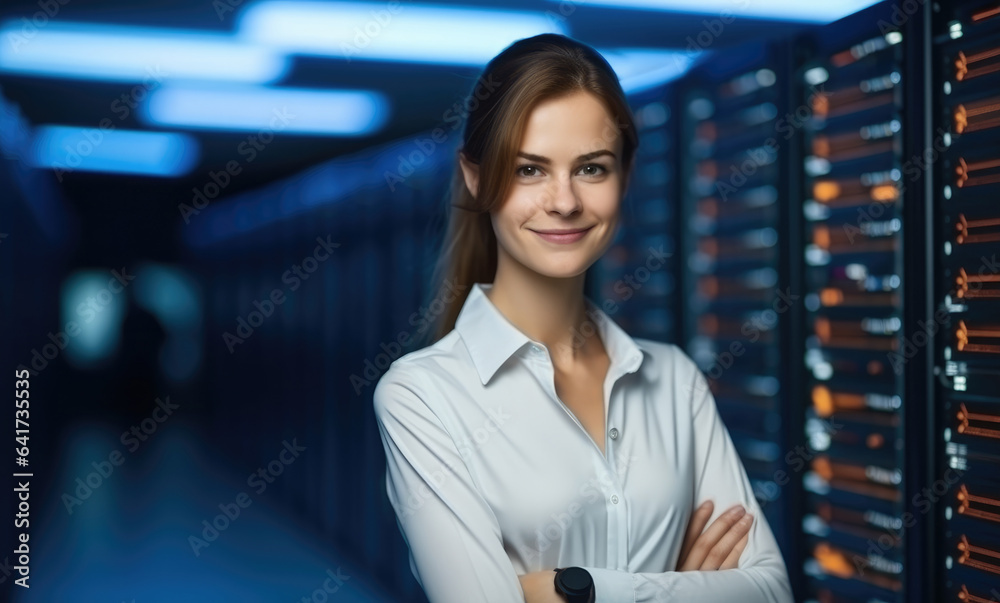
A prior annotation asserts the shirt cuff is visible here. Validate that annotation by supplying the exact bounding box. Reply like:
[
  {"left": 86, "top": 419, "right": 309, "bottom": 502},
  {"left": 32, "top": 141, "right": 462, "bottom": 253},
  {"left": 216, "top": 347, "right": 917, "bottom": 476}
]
[{"left": 580, "top": 566, "right": 636, "bottom": 603}]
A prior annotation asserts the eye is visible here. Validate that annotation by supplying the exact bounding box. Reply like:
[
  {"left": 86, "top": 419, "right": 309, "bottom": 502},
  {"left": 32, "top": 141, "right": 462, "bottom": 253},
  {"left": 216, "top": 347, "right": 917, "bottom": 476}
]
[
  {"left": 516, "top": 164, "right": 542, "bottom": 177},
  {"left": 578, "top": 163, "right": 608, "bottom": 177}
]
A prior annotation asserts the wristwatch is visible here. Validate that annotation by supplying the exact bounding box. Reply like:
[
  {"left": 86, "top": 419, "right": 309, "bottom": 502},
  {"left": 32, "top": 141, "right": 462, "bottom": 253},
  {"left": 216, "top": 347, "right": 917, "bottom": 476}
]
[{"left": 553, "top": 567, "right": 595, "bottom": 603}]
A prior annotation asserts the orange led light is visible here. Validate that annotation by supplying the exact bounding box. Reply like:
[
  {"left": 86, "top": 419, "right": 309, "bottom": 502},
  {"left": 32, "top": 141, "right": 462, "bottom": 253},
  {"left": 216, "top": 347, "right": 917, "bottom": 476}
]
[
  {"left": 813, "top": 225, "right": 831, "bottom": 248},
  {"left": 867, "top": 433, "right": 885, "bottom": 449},
  {"left": 956, "top": 484, "right": 1000, "bottom": 523},
  {"left": 812, "top": 136, "right": 831, "bottom": 158},
  {"left": 814, "top": 543, "right": 854, "bottom": 578},
  {"left": 957, "top": 402, "right": 1000, "bottom": 438},
  {"left": 973, "top": 4, "right": 1000, "bottom": 21},
  {"left": 813, "top": 385, "right": 834, "bottom": 417},
  {"left": 820, "top": 288, "right": 844, "bottom": 306},
  {"left": 813, "top": 181, "right": 840, "bottom": 202},
  {"left": 870, "top": 184, "right": 898, "bottom": 201},
  {"left": 957, "top": 535, "right": 1000, "bottom": 576}
]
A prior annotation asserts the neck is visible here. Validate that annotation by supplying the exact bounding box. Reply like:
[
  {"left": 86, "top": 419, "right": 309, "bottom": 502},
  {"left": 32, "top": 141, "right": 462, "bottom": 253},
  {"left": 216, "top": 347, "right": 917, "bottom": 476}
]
[{"left": 484, "top": 257, "right": 603, "bottom": 367}]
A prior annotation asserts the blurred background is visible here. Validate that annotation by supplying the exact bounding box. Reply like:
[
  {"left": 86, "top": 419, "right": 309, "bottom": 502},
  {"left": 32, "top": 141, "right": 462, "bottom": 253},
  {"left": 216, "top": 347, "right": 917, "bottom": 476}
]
[{"left": 2, "top": 0, "right": 999, "bottom": 601}]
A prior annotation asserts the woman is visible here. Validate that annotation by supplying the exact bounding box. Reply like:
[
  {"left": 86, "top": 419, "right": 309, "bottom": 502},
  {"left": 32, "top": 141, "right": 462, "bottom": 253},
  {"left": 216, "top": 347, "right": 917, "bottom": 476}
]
[{"left": 373, "top": 33, "right": 793, "bottom": 603}]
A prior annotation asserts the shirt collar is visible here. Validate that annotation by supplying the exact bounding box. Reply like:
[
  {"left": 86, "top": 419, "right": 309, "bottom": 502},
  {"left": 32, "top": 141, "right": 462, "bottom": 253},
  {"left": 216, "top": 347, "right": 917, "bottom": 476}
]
[{"left": 454, "top": 282, "right": 647, "bottom": 386}]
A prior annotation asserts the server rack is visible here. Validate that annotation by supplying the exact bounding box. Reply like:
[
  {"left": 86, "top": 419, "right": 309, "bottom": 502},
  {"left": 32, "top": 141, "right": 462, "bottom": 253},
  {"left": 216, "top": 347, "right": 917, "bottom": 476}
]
[
  {"left": 590, "top": 83, "right": 677, "bottom": 342},
  {"left": 934, "top": 1, "right": 1000, "bottom": 601},
  {"left": 676, "top": 41, "right": 801, "bottom": 581},
  {"left": 793, "top": 4, "right": 911, "bottom": 600}
]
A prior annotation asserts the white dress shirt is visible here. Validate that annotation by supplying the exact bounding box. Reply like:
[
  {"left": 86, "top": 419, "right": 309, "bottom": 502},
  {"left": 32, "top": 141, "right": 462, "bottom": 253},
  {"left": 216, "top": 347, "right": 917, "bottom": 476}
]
[{"left": 373, "top": 282, "right": 792, "bottom": 603}]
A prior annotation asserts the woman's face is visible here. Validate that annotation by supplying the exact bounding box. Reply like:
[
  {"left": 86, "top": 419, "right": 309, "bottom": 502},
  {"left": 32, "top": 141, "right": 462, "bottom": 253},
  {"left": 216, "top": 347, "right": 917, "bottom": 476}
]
[{"left": 489, "top": 90, "right": 626, "bottom": 279}]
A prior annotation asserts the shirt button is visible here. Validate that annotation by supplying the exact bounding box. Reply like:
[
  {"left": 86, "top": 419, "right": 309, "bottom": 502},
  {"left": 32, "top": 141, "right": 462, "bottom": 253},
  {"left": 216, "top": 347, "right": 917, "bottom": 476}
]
[
  {"left": 531, "top": 344, "right": 542, "bottom": 354},
  {"left": 609, "top": 427, "right": 619, "bottom": 440},
  {"left": 611, "top": 495, "right": 619, "bottom": 504}
]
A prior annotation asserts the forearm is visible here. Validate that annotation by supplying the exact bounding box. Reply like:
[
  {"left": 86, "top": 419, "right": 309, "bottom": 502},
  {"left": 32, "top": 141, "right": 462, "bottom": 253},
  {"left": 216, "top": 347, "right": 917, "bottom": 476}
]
[{"left": 582, "top": 564, "right": 792, "bottom": 603}]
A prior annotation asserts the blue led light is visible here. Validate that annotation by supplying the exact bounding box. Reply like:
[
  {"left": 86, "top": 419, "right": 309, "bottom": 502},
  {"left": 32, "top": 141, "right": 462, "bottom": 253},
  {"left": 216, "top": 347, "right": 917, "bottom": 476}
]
[
  {"left": 139, "top": 83, "right": 390, "bottom": 136},
  {"left": 599, "top": 49, "right": 702, "bottom": 94},
  {"left": 237, "top": 1, "right": 568, "bottom": 65},
  {"left": 0, "top": 21, "right": 289, "bottom": 83},
  {"left": 549, "top": 0, "right": 882, "bottom": 22},
  {"left": 30, "top": 126, "right": 199, "bottom": 177}
]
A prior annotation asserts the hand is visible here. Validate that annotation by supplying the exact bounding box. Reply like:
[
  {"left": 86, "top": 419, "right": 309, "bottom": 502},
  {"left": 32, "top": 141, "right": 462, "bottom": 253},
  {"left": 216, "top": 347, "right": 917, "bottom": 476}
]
[
  {"left": 676, "top": 501, "right": 753, "bottom": 571},
  {"left": 518, "top": 570, "right": 564, "bottom": 603}
]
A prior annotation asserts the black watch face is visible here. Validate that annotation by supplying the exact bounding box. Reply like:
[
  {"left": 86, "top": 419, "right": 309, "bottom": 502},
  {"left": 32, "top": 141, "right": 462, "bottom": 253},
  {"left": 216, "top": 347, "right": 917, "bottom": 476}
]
[{"left": 558, "top": 567, "right": 592, "bottom": 595}]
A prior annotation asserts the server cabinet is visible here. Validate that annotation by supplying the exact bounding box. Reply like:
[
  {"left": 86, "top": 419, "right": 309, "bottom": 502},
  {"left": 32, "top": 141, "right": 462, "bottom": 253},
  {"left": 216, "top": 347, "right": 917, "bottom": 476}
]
[
  {"left": 934, "top": 1, "right": 1000, "bottom": 601},
  {"left": 794, "top": 4, "right": 911, "bottom": 601},
  {"left": 676, "top": 41, "right": 800, "bottom": 581}
]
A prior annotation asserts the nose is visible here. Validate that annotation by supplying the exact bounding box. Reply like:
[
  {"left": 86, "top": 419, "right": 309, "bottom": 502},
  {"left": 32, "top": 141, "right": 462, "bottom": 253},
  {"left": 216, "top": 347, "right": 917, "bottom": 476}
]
[{"left": 539, "top": 171, "right": 583, "bottom": 216}]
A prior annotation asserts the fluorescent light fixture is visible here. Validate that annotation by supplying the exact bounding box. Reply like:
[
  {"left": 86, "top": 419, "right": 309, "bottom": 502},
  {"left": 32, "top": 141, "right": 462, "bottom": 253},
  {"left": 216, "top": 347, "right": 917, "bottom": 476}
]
[
  {"left": 551, "top": 0, "right": 883, "bottom": 23},
  {"left": 139, "top": 84, "right": 389, "bottom": 135},
  {"left": 599, "top": 48, "right": 701, "bottom": 94},
  {"left": 237, "top": 1, "right": 568, "bottom": 65},
  {"left": 0, "top": 21, "right": 289, "bottom": 83},
  {"left": 30, "top": 126, "right": 199, "bottom": 177}
]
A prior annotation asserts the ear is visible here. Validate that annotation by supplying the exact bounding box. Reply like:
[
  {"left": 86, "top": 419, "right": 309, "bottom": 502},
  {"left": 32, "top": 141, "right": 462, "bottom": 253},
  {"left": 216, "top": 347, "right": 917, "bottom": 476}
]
[{"left": 458, "top": 150, "right": 480, "bottom": 198}]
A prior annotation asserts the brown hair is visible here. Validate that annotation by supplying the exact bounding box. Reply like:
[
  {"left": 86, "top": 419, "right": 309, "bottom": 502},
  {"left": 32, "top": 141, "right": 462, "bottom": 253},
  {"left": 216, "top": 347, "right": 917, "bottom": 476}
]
[{"left": 418, "top": 33, "right": 639, "bottom": 347}]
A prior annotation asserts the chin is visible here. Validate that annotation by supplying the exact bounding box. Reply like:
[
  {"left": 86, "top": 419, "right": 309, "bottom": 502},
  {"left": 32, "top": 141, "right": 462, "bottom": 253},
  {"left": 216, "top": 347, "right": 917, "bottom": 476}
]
[{"left": 524, "top": 258, "right": 594, "bottom": 280}]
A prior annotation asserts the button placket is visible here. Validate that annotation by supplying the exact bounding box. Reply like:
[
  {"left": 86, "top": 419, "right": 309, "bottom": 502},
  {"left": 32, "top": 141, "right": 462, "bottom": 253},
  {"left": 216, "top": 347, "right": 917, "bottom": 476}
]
[{"left": 605, "top": 386, "right": 630, "bottom": 571}]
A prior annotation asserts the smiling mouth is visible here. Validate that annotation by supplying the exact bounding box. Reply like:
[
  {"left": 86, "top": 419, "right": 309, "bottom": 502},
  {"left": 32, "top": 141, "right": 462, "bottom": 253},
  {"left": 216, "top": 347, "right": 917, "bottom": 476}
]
[{"left": 530, "top": 226, "right": 594, "bottom": 244}]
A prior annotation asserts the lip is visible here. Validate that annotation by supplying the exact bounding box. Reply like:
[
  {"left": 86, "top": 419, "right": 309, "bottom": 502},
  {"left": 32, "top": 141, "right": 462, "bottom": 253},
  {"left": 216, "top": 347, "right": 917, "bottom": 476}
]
[{"left": 530, "top": 226, "right": 594, "bottom": 244}]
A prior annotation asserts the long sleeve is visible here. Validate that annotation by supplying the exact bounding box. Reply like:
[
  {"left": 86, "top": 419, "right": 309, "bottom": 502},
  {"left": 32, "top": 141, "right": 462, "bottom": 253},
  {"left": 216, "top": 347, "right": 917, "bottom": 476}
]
[
  {"left": 373, "top": 365, "right": 525, "bottom": 603},
  {"left": 579, "top": 362, "right": 793, "bottom": 603}
]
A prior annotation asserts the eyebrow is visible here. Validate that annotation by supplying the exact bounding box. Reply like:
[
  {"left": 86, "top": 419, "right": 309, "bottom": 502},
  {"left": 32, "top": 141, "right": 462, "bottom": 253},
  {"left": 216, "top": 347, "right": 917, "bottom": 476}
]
[{"left": 516, "top": 149, "right": 616, "bottom": 163}]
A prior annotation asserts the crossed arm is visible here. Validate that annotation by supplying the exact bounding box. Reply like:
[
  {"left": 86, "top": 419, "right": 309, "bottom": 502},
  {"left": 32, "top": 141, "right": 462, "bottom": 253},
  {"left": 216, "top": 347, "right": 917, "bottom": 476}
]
[{"left": 519, "top": 499, "right": 762, "bottom": 602}]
